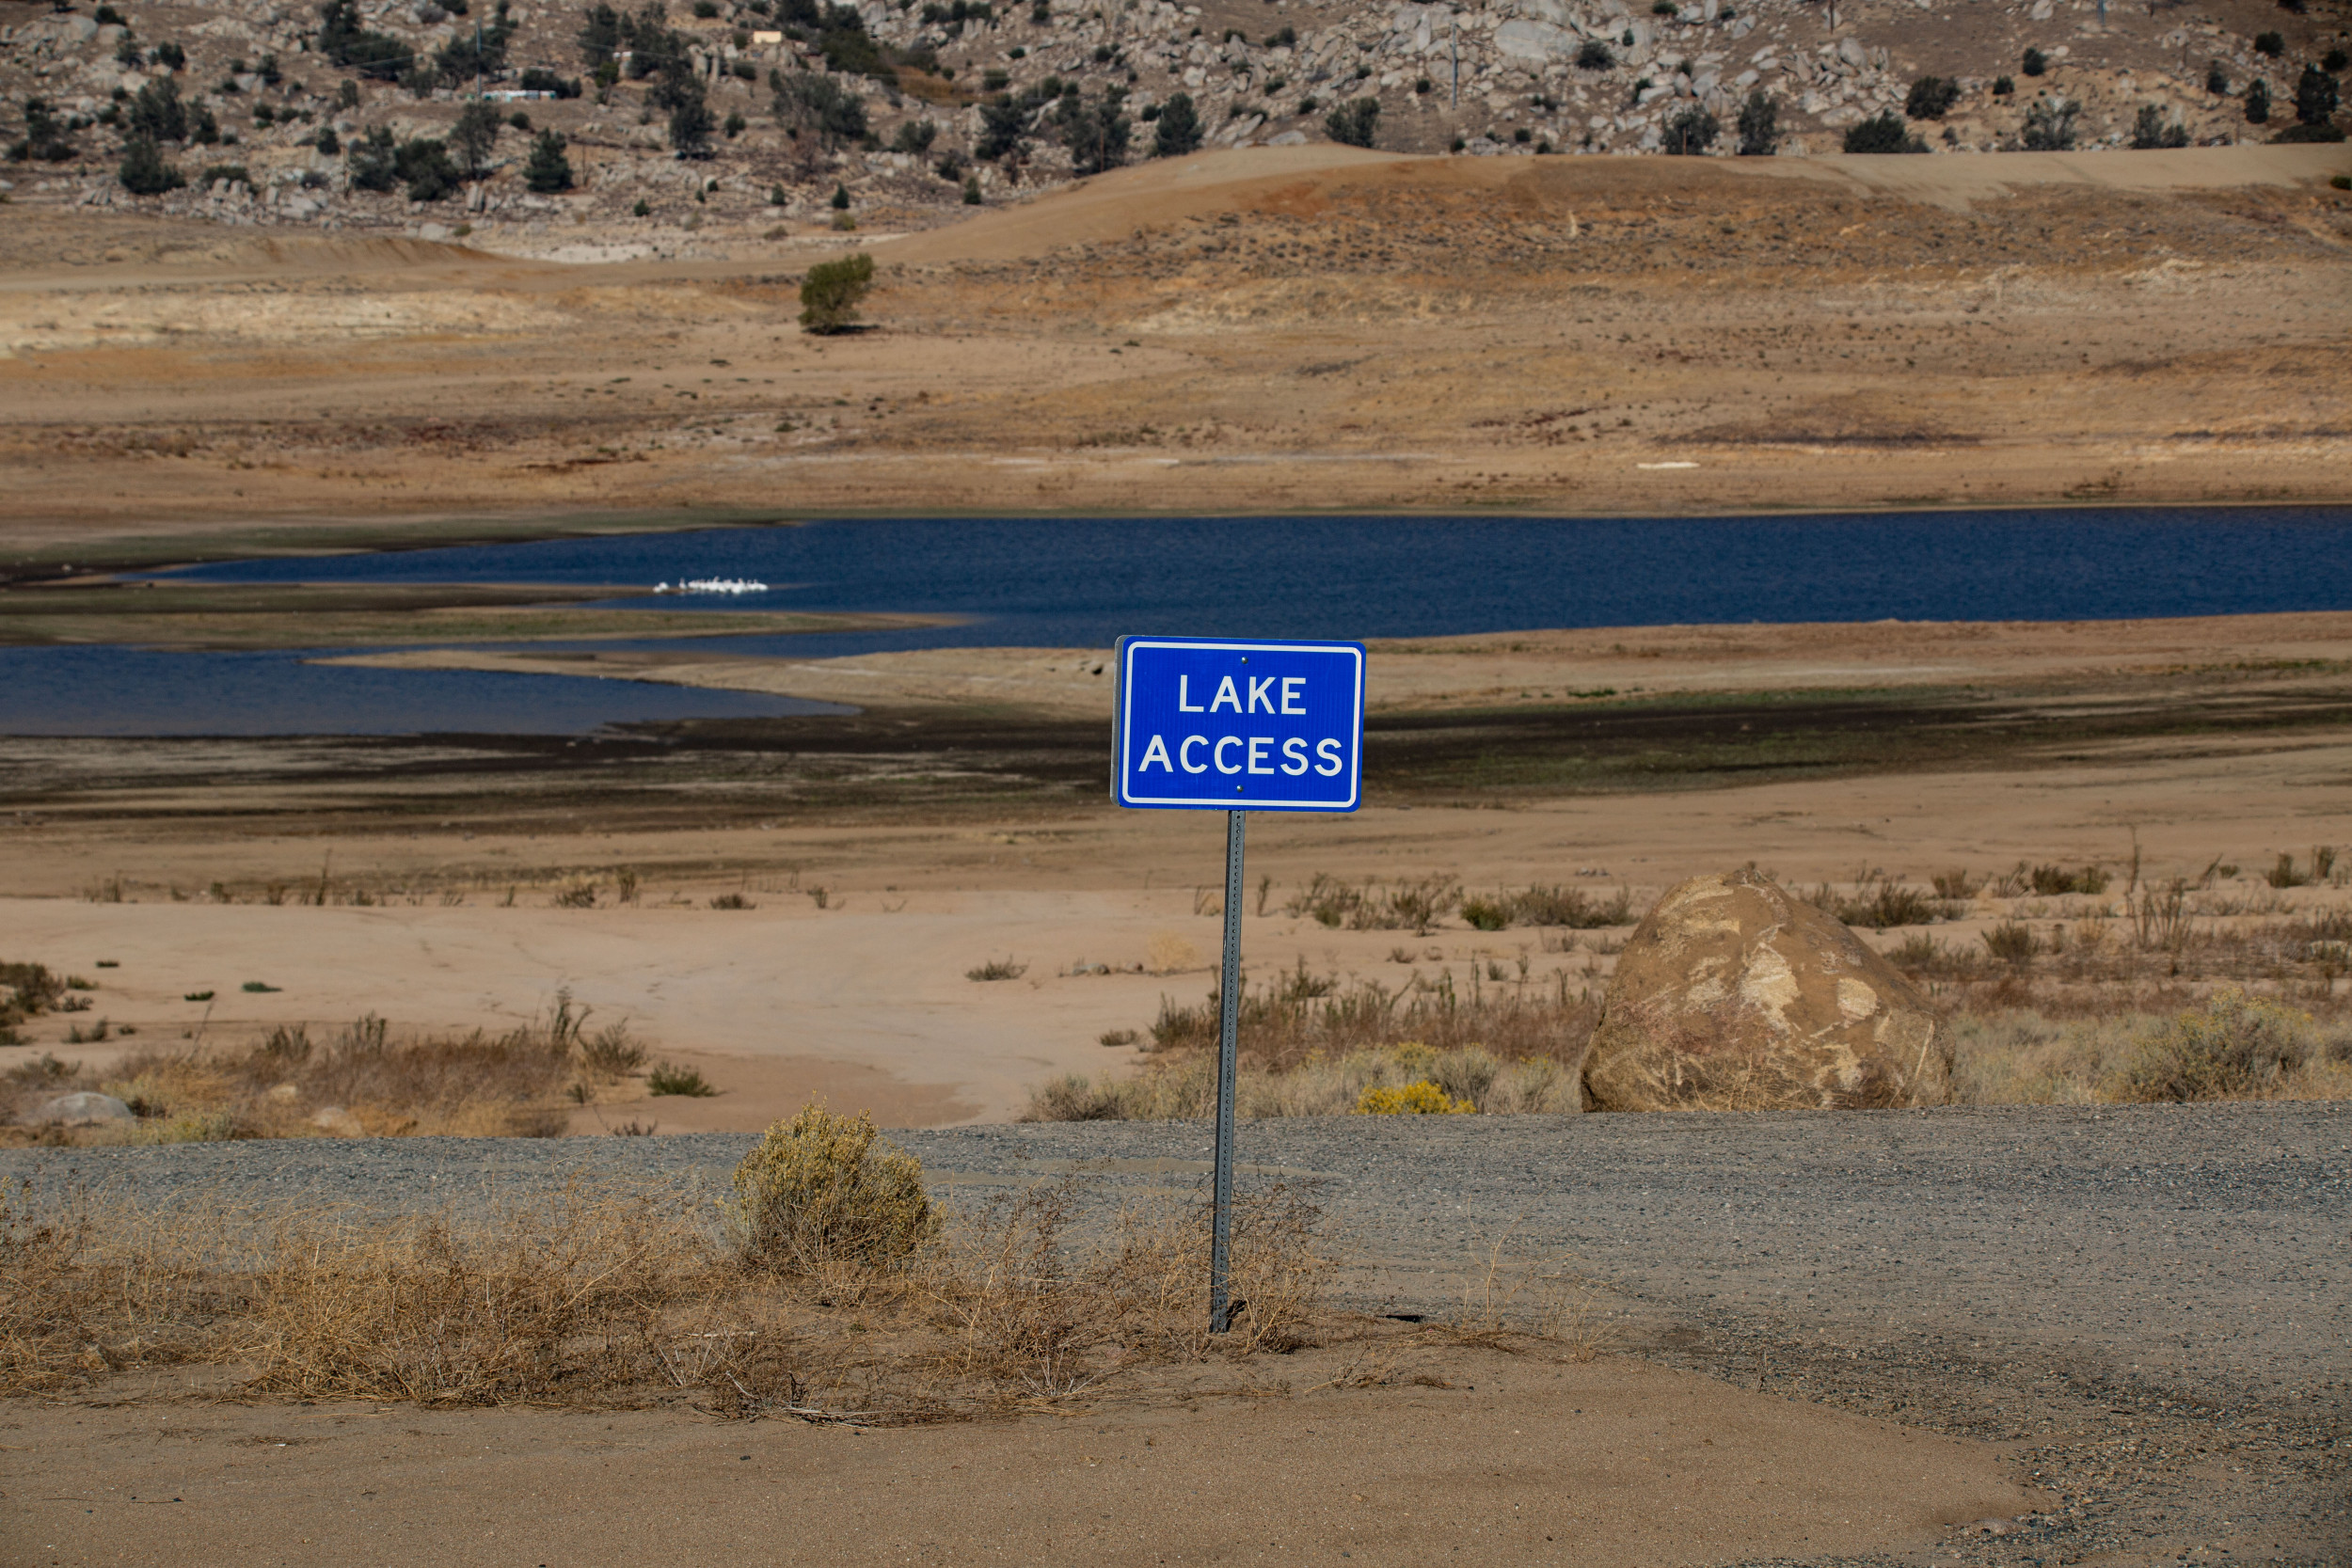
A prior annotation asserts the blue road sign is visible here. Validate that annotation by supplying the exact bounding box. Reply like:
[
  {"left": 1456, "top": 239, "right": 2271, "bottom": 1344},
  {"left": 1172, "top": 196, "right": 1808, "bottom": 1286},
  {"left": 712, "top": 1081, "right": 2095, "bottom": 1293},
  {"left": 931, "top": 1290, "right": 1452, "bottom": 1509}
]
[{"left": 1113, "top": 637, "right": 1365, "bottom": 812}]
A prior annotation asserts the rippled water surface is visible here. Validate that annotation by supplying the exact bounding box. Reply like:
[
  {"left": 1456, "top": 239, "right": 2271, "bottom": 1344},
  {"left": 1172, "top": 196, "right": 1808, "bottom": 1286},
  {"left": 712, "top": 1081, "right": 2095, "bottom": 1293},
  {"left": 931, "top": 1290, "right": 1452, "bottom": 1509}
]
[{"left": 7, "top": 507, "right": 2348, "bottom": 736}]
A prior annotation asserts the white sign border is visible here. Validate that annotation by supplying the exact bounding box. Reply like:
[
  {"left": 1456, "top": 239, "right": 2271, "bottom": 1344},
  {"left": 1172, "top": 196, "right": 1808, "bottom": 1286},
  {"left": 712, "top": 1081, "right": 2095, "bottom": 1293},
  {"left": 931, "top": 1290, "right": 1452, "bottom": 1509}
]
[{"left": 1113, "top": 637, "right": 1365, "bottom": 812}]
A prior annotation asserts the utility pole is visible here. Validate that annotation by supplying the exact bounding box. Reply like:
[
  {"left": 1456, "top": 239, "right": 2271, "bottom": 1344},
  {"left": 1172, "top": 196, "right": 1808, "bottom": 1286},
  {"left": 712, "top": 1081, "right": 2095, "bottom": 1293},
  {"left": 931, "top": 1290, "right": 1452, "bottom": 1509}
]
[{"left": 1451, "top": 11, "right": 1458, "bottom": 107}]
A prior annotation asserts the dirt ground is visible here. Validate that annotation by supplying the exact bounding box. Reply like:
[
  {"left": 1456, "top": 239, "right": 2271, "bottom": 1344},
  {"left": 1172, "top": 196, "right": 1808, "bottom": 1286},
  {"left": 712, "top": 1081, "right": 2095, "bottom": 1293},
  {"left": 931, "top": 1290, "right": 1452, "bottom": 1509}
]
[
  {"left": 3, "top": 143, "right": 2349, "bottom": 565},
  {"left": 1, "top": 1349, "right": 2043, "bottom": 1568},
  {"left": 6, "top": 608, "right": 2349, "bottom": 1123}
]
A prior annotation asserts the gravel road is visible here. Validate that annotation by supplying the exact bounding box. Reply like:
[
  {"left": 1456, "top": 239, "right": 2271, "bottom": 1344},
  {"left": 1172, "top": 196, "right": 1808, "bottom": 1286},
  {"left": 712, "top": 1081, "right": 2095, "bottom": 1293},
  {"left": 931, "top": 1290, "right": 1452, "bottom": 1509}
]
[{"left": 8, "top": 1102, "right": 2346, "bottom": 1567}]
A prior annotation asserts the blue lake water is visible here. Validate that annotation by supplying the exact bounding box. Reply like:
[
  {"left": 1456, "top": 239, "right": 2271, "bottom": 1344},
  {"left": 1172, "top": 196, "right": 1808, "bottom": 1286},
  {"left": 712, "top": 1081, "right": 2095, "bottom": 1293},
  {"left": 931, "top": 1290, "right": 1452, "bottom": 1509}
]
[{"left": 6, "top": 506, "right": 2349, "bottom": 736}]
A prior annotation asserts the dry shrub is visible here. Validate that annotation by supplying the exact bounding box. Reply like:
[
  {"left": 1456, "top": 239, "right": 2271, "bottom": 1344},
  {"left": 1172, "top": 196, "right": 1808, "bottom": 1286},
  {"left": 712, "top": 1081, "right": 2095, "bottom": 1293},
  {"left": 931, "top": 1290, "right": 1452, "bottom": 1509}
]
[
  {"left": 1, "top": 1127, "right": 1342, "bottom": 1419},
  {"left": 244, "top": 1187, "right": 717, "bottom": 1402},
  {"left": 732, "top": 1104, "right": 937, "bottom": 1277},
  {"left": 1147, "top": 960, "right": 1600, "bottom": 1073},
  {"left": 5, "top": 992, "right": 634, "bottom": 1143},
  {"left": 1022, "top": 1042, "right": 1578, "bottom": 1121},
  {"left": 2113, "top": 988, "right": 2327, "bottom": 1102},
  {"left": 1944, "top": 993, "right": 2352, "bottom": 1105}
]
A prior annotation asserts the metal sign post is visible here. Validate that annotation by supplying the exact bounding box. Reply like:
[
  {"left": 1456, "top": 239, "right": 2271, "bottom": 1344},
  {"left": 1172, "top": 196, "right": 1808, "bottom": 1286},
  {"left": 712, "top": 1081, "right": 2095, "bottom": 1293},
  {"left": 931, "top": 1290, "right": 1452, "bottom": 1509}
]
[{"left": 1111, "top": 637, "right": 1366, "bottom": 1333}]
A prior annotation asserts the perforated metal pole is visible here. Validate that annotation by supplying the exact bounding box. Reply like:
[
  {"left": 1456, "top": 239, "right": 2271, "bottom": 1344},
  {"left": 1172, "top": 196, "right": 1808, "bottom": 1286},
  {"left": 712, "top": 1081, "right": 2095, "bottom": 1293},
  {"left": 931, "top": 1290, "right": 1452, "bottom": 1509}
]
[{"left": 1209, "top": 808, "right": 1246, "bottom": 1334}]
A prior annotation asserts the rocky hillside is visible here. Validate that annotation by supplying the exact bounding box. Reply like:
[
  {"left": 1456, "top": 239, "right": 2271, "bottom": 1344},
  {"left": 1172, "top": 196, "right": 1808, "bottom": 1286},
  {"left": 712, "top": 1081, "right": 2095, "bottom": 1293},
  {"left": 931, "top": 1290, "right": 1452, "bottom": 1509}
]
[{"left": 0, "top": 0, "right": 2344, "bottom": 250}]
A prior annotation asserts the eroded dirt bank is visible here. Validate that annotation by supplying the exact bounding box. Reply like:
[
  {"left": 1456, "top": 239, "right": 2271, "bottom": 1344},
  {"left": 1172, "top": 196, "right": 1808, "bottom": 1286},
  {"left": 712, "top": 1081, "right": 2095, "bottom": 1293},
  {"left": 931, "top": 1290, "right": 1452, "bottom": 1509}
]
[{"left": 3, "top": 146, "right": 2347, "bottom": 561}]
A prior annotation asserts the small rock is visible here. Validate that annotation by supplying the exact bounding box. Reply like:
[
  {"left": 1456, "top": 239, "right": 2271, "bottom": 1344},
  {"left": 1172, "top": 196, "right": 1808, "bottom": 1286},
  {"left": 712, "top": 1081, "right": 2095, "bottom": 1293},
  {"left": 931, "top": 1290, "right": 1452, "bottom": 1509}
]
[
  {"left": 35, "top": 1092, "right": 134, "bottom": 1126},
  {"left": 310, "top": 1105, "right": 363, "bottom": 1135}
]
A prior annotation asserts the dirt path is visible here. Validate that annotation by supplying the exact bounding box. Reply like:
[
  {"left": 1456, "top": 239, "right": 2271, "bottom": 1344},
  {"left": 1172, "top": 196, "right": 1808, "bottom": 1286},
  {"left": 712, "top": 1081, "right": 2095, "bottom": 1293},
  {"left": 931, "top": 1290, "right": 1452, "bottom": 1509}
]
[{"left": 4, "top": 1101, "right": 2340, "bottom": 1564}]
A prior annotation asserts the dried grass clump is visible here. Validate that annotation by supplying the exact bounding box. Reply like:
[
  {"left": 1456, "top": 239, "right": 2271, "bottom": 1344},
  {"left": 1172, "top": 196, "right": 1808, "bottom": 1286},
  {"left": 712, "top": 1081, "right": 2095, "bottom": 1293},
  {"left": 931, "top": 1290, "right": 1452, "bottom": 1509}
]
[
  {"left": 1146, "top": 961, "right": 1601, "bottom": 1074},
  {"left": 1944, "top": 991, "right": 2352, "bottom": 1105},
  {"left": 1, "top": 1119, "right": 1354, "bottom": 1419},
  {"left": 1022, "top": 1042, "right": 1578, "bottom": 1121},
  {"left": 2112, "top": 989, "right": 2332, "bottom": 1102},
  {"left": 1, "top": 991, "right": 644, "bottom": 1145},
  {"left": 732, "top": 1105, "right": 938, "bottom": 1277}
]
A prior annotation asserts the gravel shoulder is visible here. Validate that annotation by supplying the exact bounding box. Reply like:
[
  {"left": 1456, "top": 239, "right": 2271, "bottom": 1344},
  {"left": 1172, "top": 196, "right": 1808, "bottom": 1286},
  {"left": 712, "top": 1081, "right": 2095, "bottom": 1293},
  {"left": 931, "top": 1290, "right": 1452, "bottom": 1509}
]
[{"left": 7, "top": 1102, "right": 2347, "bottom": 1565}]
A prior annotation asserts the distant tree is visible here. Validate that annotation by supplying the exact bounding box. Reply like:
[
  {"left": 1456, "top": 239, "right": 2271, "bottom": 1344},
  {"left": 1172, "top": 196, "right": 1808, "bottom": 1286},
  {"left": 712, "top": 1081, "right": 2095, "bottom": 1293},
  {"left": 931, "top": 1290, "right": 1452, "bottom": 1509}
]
[
  {"left": 316, "top": 0, "right": 411, "bottom": 79},
  {"left": 1058, "top": 85, "right": 1130, "bottom": 174},
  {"left": 2022, "top": 96, "right": 2080, "bottom": 150},
  {"left": 2326, "top": 47, "right": 2350, "bottom": 74},
  {"left": 1843, "top": 110, "right": 1924, "bottom": 153},
  {"left": 2205, "top": 62, "right": 2230, "bottom": 95},
  {"left": 150, "top": 39, "right": 185, "bottom": 71},
  {"left": 976, "top": 93, "right": 1030, "bottom": 160},
  {"left": 2294, "top": 62, "right": 2341, "bottom": 125},
  {"left": 830, "top": 181, "right": 850, "bottom": 209},
  {"left": 1324, "top": 95, "right": 1378, "bottom": 149},
  {"left": 1576, "top": 40, "right": 1614, "bottom": 71},
  {"left": 1904, "top": 75, "right": 1960, "bottom": 119},
  {"left": 2129, "top": 103, "right": 2188, "bottom": 148},
  {"left": 1992, "top": 74, "right": 2015, "bottom": 97},
  {"left": 2252, "top": 30, "right": 2284, "bottom": 58},
  {"left": 774, "top": 71, "right": 870, "bottom": 148},
  {"left": 346, "top": 125, "right": 400, "bottom": 189},
  {"left": 523, "top": 129, "right": 573, "bottom": 191},
  {"left": 435, "top": 2, "right": 517, "bottom": 87},
  {"left": 117, "top": 131, "right": 183, "bottom": 194},
  {"left": 397, "top": 137, "right": 462, "bottom": 200},
  {"left": 799, "top": 251, "right": 874, "bottom": 334},
  {"left": 314, "top": 126, "right": 341, "bottom": 155},
  {"left": 2021, "top": 46, "right": 2048, "bottom": 77},
  {"left": 961, "top": 173, "right": 981, "bottom": 203},
  {"left": 8, "top": 97, "right": 76, "bottom": 162},
  {"left": 2245, "top": 78, "right": 2271, "bottom": 124},
  {"left": 1151, "top": 90, "right": 1200, "bottom": 157},
  {"left": 1735, "top": 89, "right": 1779, "bottom": 155},
  {"left": 449, "top": 97, "right": 501, "bottom": 174},
  {"left": 890, "top": 119, "right": 937, "bottom": 154},
  {"left": 577, "top": 1, "right": 622, "bottom": 67},
  {"left": 1663, "top": 105, "right": 1717, "bottom": 153},
  {"left": 126, "top": 75, "right": 188, "bottom": 142},
  {"left": 666, "top": 82, "right": 715, "bottom": 157}
]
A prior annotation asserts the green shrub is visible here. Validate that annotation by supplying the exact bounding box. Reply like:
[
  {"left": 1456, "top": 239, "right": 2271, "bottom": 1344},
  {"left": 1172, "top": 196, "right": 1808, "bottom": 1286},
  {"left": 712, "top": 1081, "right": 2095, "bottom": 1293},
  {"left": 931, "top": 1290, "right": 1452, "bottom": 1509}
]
[
  {"left": 2114, "top": 990, "right": 2313, "bottom": 1102},
  {"left": 118, "top": 133, "right": 184, "bottom": 195},
  {"left": 2131, "top": 103, "right": 2188, "bottom": 149},
  {"left": 199, "top": 162, "right": 250, "bottom": 187},
  {"left": 799, "top": 251, "right": 874, "bottom": 334},
  {"left": 965, "top": 957, "right": 1026, "bottom": 981},
  {"left": 1904, "top": 75, "right": 1960, "bottom": 119},
  {"left": 2022, "top": 96, "right": 2080, "bottom": 150},
  {"left": 1843, "top": 111, "right": 1924, "bottom": 153},
  {"left": 1736, "top": 88, "right": 1778, "bottom": 154},
  {"left": 2021, "top": 46, "right": 2047, "bottom": 77},
  {"left": 2206, "top": 62, "right": 2230, "bottom": 95},
  {"left": 1993, "top": 74, "right": 2014, "bottom": 97},
  {"left": 732, "top": 1103, "right": 937, "bottom": 1274},
  {"left": 1576, "top": 40, "right": 1614, "bottom": 71},
  {"left": 522, "top": 130, "right": 573, "bottom": 192},
  {"left": 2253, "top": 30, "right": 2284, "bottom": 58},
  {"left": 1460, "top": 896, "right": 1508, "bottom": 932},
  {"left": 2294, "top": 62, "right": 2341, "bottom": 126},
  {"left": 2246, "top": 79, "right": 2271, "bottom": 124},
  {"left": 1152, "top": 89, "right": 1200, "bottom": 157},
  {"left": 1663, "top": 105, "right": 1717, "bottom": 153},
  {"left": 1325, "top": 96, "right": 1378, "bottom": 149}
]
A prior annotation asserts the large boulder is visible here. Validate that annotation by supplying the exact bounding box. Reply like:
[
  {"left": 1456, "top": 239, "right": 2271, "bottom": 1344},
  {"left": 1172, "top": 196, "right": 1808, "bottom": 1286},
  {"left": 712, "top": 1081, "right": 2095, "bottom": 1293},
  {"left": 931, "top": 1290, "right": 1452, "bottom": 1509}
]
[{"left": 1582, "top": 869, "right": 1947, "bottom": 1112}]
